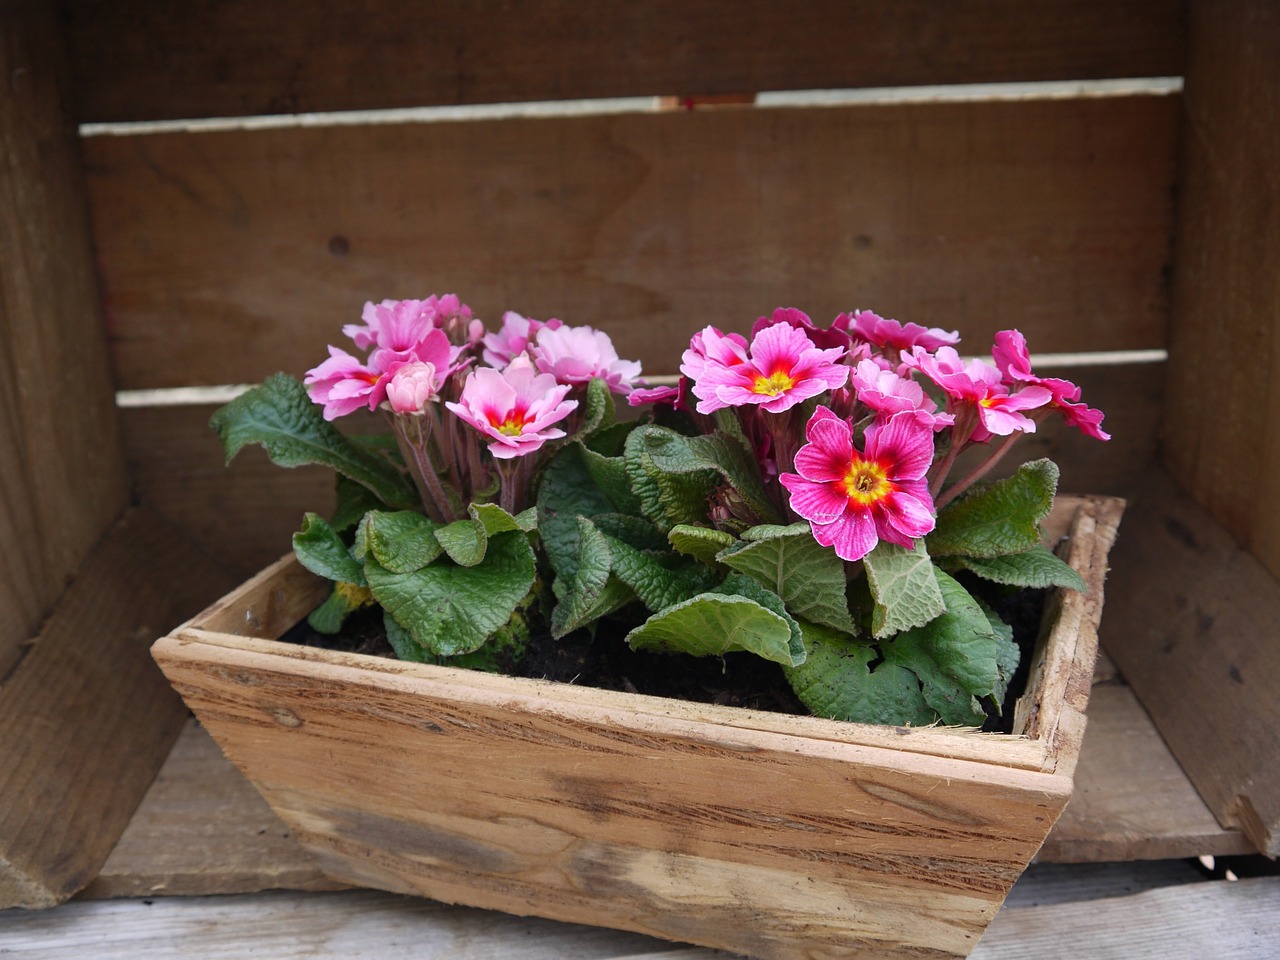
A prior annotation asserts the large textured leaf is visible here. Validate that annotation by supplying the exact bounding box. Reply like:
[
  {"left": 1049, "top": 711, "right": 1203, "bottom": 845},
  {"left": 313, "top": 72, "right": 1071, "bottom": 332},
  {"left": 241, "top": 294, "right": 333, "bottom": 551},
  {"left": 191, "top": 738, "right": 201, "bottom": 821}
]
[
  {"left": 625, "top": 594, "right": 798, "bottom": 667},
  {"left": 882, "top": 569, "right": 998, "bottom": 726},
  {"left": 602, "top": 528, "right": 720, "bottom": 613},
  {"left": 210, "top": 373, "right": 417, "bottom": 509},
  {"left": 355, "top": 510, "right": 443, "bottom": 573},
  {"left": 365, "top": 530, "right": 537, "bottom": 657},
  {"left": 928, "top": 459, "right": 1059, "bottom": 558},
  {"left": 549, "top": 518, "right": 635, "bottom": 637},
  {"left": 624, "top": 426, "right": 720, "bottom": 532},
  {"left": 668, "top": 524, "right": 736, "bottom": 565},
  {"left": 863, "top": 540, "right": 946, "bottom": 638},
  {"left": 783, "top": 621, "right": 934, "bottom": 726},
  {"left": 976, "top": 598, "right": 1020, "bottom": 707},
  {"left": 306, "top": 581, "right": 375, "bottom": 634},
  {"left": 717, "top": 573, "right": 805, "bottom": 667},
  {"left": 579, "top": 445, "right": 643, "bottom": 514},
  {"left": 434, "top": 502, "right": 536, "bottom": 567},
  {"left": 947, "top": 543, "right": 1086, "bottom": 592},
  {"left": 293, "top": 512, "right": 365, "bottom": 585},
  {"left": 718, "top": 525, "right": 857, "bottom": 633},
  {"left": 538, "top": 443, "right": 618, "bottom": 580}
]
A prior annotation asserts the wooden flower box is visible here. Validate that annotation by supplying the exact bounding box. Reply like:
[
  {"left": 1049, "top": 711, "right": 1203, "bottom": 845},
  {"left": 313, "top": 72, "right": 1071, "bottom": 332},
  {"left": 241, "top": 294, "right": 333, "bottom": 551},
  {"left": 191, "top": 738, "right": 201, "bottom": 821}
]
[{"left": 150, "top": 496, "right": 1121, "bottom": 959}]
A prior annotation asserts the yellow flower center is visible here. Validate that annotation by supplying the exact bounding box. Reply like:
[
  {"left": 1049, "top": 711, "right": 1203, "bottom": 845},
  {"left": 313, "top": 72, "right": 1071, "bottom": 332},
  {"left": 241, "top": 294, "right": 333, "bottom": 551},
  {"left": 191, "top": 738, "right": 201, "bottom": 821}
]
[
  {"left": 842, "top": 459, "right": 892, "bottom": 505},
  {"left": 752, "top": 368, "right": 798, "bottom": 396},
  {"left": 496, "top": 417, "right": 525, "bottom": 437}
]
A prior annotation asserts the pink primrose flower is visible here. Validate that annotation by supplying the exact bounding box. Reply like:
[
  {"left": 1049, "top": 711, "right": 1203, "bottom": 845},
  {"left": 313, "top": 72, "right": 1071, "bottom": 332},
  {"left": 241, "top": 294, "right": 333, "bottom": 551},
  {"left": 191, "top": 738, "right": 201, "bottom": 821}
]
[
  {"left": 385, "top": 361, "right": 442, "bottom": 415},
  {"left": 304, "top": 346, "right": 384, "bottom": 420},
  {"left": 482, "top": 311, "right": 564, "bottom": 369},
  {"left": 344, "top": 296, "right": 474, "bottom": 363},
  {"left": 532, "top": 324, "right": 643, "bottom": 395},
  {"left": 841, "top": 310, "right": 960, "bottom": 354},
  {"left": 626, "top": 383, "right": 682, "bottom": 407},
  {"left": 779, "top": 407, "right": 936, "bottom": 562},
  {"left": 680, "top": 326, "right": 750, "bottom": 383},
  {"left": 690, "top": 321, "right": 849, "bottom": 415},
  {"left": 751, "top": 307, "right": 853, "bottom": 352},
  {"left": 991, "top": 330, "right": 1110, "bottom": 440},
  {"left": 445, "top": 355, "right": 578, "bottom": 460},
  {"left": 849, "top": 359, "right": 954, "bottom": 431},
  {"left": 903, "top": 346, "right": 1050, "bottom": 440}
]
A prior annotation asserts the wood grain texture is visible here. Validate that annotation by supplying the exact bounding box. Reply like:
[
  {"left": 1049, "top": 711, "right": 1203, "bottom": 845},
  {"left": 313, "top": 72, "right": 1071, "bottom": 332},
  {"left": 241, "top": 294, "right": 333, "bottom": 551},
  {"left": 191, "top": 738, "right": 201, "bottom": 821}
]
[
  {"left": 0, "top": 2, "right": 129, "bottom": 681},
  {"left": 148, "top": 498, "right": 1117, "bottom": 959},
  {"left": 65, "top": 0, "right": 1186, "bottom": 123},
  {"left": 7, "top": 878, "right": 1280, "bottom": 960},
  {"left": 1162, "top": 0, "right": 1280, "bottom": 582},
  {"left": 84, "top": 95, "right": 1179, "bottom": 391},
  {"left": 0, "top": 508, "right": 238, "bottom": 908},
  {"left": 1099, "top": 468, "right": 1280, "bottom": 856}
]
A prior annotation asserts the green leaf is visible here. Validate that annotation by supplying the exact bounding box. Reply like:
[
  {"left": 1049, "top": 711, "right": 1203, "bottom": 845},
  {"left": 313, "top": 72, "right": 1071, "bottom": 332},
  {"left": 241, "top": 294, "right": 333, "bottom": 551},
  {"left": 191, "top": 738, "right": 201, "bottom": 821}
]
[
  {"left": 383, "top": 611, "right": 427, "bottom": 662},
  {"left": 668, "top": 524, "right": 736, "bottom": 565},
  {"left": 718, "top": 572, "right": 805, "bottom": 667},
  {"left": 538, "top": 443, "right": 618, "bottom": 580},
  {"left": 306, "top": 581, "right": 375, "bottom": 634},
  {"left": 576, "top": 377, "right": 617, "bottom": 439},
  {"left": 550, "top": 518, "right": 636, "bottom": 637},
  {"left": 210, "top": 374, "right": 417, "bottom": 509},
  {"left": 434, "top": 502, "right": 535, "bottom": 567},
  {"left": 948, "top": 543, "right": 1087, "bottom": 592},
  {"left": 718, "top": 526, "right": 858, "bottom": 634},
  {"left": 881, "top": 569, "right": 998, "bottom": 726},
  {"left": 624, "top": 593, "right": 798, "bottom": 667},
  {"left": 624, "top": 426, "right": 720, "bottom": 532},
  {"left": 355, "top": 510, "right": 443, "bottom": 573},
  {"left": 863, "top": 540, "right": 947, "bottom": 638},
  {"left": 591, "top": 513, "right": 669, "bottom": 551},
  {"left": 293, "top": 512, "right": 365, "bottom": 585},
  {"left": 602, "top": 529, "right": 721, "bottom": 613},
  {"left": 365, "top": 530, "right": 537, "bottom": 657},
  {"left": 977, "top": 599, "right": 1020, "bottom": 707},
  {"left": 579, "top": 444, "right": 643, "bottom": 514},
  {"left": 928, "top": 459, "right": 1059, "bottom": 558},
  {"left": 330, "top": 476, "right": 385, "bottom": 532},
  {"left": 783, "top": 621, "right": 935, "bottom": 726}
]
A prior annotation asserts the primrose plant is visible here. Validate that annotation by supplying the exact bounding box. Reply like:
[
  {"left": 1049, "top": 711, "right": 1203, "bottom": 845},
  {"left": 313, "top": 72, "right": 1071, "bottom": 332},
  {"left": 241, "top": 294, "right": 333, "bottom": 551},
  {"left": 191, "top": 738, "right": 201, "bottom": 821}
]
[{"left": 213, "top": 297, "right": 1108, "bottom": 727}]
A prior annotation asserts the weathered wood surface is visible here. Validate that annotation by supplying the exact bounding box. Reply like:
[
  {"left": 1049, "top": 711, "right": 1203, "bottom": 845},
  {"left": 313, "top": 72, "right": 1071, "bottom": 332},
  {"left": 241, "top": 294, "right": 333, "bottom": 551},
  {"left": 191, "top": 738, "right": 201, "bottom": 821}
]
[
  {"left": 0, "top": 1, "right": 128, "bottom": 681},
  {"left": 65, "top": 0, "right": 1185, "bottom": 123},
  {"left": 0, "top": 508, "right": 238, "bottom": 908},
  {"left": 8, "top": 876, "right": 1280, "bottom": 959},
  {"left": 1163, "top": 0, "right": 1280, "bottom": 584},
  {"left": 84, "top": 94, "right": 1179, "bottom": 391},
  {"left": 1100, "top": 468, "right": 1280, "bottom": 857}
]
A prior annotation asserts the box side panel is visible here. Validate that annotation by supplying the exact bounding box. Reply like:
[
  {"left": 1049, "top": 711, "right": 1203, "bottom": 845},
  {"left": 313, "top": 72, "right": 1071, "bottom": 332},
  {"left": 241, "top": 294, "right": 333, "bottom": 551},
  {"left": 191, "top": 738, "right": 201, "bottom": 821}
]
[
  {"left": 66, "top": 0, "right": 1185, "bottom": 123},
  {"left": 154, "top": 635, "right": 1071, "bottom": 960}
]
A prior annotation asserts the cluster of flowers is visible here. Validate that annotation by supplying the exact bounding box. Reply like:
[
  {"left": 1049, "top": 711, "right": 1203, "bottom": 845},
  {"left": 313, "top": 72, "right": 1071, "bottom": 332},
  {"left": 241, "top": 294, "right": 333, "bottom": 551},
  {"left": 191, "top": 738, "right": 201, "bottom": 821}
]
[{"left": 304, "top": 297, "right": 1107, "bottom": 561}]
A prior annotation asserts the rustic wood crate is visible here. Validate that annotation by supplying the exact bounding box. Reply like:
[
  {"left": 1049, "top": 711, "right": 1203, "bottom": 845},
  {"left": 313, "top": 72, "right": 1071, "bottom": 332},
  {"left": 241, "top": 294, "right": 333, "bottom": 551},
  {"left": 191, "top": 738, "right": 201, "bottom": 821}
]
[{"left": 2, "top": 0, "right": 1277, "bottom": 912}]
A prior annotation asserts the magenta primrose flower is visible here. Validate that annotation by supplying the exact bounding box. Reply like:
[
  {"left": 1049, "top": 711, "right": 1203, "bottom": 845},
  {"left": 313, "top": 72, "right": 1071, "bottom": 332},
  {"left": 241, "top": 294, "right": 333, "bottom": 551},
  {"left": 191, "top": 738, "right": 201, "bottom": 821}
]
[
  {"left": 842, "top": 310, "right": 960, "bottom": 354},
  {"left": 780, "top": 407, "right": 936, "bottom": 562},
  {"left": 532, "top": 324, "right": 642, "bottom": 395},
  {"left": 848, "top": 359, "right": 954, "bottom": 432},
  {"left": 903, "top": 346, "right": 1052, "bottom": 441},
  {"left": 992, "top": 330, "right": 1110, "bottom": 441},
  {"left": 689, "top": 321, "right": 849, "bottom": 415},
  {"left": 445, "top": 355, "right": 578, "bottom": 460},
  {"left": 482, "top": 311, "right": 564, "bottom": 369}
]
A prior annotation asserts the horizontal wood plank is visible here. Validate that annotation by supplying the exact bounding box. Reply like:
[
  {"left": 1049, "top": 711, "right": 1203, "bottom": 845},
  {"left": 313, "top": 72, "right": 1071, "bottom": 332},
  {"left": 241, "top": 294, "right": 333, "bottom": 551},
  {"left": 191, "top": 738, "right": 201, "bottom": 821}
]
[
  {"left": 0, "top": 508, "right": 237, "bottom": 907},
  {"left": 85, "top": 95, "right": 1179, "bottom": 391},
  {"left": 66, "top": 0, "right": 1185, "bottom": 124}
]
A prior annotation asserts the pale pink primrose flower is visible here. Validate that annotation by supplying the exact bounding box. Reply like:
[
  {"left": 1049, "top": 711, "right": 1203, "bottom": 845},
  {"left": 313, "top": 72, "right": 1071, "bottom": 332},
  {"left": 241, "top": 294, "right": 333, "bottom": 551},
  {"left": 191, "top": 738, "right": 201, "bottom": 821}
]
[
  {"left": 780, "top": 407, "right": 936, "bottom": 562},
  {"left": 445, "top": 355, "right": 579, "bottom": 460},
  {"left": 385, "top": 361, "right": 441, "bottom": 415},
  {"left": 627, "top": 383, "right": 682, "bottom": 407},
  {"left": 903, "top": 346, "right": 1051, "bottom": 440},
  {"left": 483, "top": 311, "right": 564, "bottom": 368},
  {"left": 841, "top": 310, "right": 960, "bottom": 354},
  {"left": 849, "top": 359, "right": 954, "bottom": 431},
  {"left": 343, "top": 296, "right": 474, "bottom": 366},
  {"left": 690, "top": 321, "right": 849, "bottom": 415},
  {"left": 532, "top": 324, "right": 642, "bottom": 395},
  {"left": 304, "top": 346, "right": 384, "bottom": 420}
]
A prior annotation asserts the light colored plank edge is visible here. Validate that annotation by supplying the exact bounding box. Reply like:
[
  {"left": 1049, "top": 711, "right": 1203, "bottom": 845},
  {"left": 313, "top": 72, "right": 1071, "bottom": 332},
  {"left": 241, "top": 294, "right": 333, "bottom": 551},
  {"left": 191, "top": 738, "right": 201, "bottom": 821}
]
[
  {"left": 1101, "top": 466, "right": 1280, "bottom": 856},
  {"left": 0, "top": 507, "right": 238, "bottom": 908},
  {"left": 65, "top": 0, "right": 1185, "bottom": 123}
]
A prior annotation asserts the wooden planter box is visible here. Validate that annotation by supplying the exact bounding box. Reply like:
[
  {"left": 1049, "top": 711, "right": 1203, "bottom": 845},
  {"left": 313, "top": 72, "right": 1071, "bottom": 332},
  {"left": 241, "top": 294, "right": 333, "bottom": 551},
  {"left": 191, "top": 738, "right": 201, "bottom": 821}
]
[{"left": 152, "top": 495, "right": 1121, "bottom": 959}]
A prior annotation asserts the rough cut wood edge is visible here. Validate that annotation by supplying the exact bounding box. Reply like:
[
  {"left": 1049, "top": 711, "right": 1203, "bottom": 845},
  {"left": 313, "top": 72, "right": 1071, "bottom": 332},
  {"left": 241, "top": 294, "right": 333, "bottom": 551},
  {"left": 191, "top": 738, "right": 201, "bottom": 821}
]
[
  {"left": 1100, "top": 467, "right": 1280, "bottom": 857},
  {"left": 0, "top": 507, "right": 239, "bottom": 908},
  {"left": 0, "top": 1, "right": 129, "bottom": 681},
  {"left": 85, "top": 95, "right": 1178, "bottom": 392},
  {"left": 65, "top": 0, "right": 1185, "bottom": 123},
  {"left": 1163, "top": 0, "right": 1280, "bottom": 582}
]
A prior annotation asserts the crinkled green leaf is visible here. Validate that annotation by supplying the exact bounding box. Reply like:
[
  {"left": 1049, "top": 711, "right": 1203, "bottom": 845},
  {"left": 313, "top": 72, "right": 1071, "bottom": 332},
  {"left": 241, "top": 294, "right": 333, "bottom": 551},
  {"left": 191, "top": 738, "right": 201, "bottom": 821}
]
[
  {"left": 576, "top": 376, "right": 617, "bottom": 439},
  {"left": 668, "top": 524, "right": 736, "bottom": 565},
  {"left": 976, "top": 598, "right": 1020, "bottom": 708},
  {"left": 948, "top": 543, "right": 1086, "bottom": 592},
  {"left": 355, "top": 510, "right": 443, "bottom": 573},
  {"left": 550, "top": 518, "right": 635, "bottom": 637},
  {"left": 591, "top": 513, "right": 668, "bottom": 551},
  {"left": 584, "top": 420, "right": 635, "bottom": 457},
  {"left": 624, "top": 426, "right": 720, "bottom": 532},
  {"left": 624, "top": 593, "right": 797, "bottom": 667},
  {"left": 434, "top": 502, "right": 536, "bottom": 567},
  {"left": 210, "top": 374, "right": 417, "bottom": 509},
  {"left": 365, "top": 530, "right": 536, "bottom": 657},
  {"left": 783, "top": 621, "right": 935, "bottom": 726},
  {"left": 306, "top": 581, "right": 375, "bottom": 634},
  {"left": 383, "top": 611, "right": 428, "bottom": 663},
  {"left": 718, "top": 526, "right": 858, "bottom": 634},
  {"left": 579, "top": 445, "right": 643, "bottom": 514},
  {"left": 293, "top": 512, "right": 365, "bottom": 585},
  {"left": 863, "top": 539, "right": 946, "bottom": 638},
  {"left": 741, "top": 522, "right": 810, "bottom": 542},
  {"left": 602, "top": 528, "right": 721, "bottom": 613},
  {"left": 718, "top": 572, "right": 805, "bottom": 667},
  {"left": 881, "top": 569, "right": 998, "bottom": 726},
  {"left": 331, "top": 476, "right": 385, "bottom": 533},
  {"left": 928, "top": 459, "right": 1059, "bottom": 558},
  {"left": 538, "top": 443, "right": 618, "bottom": 580}
]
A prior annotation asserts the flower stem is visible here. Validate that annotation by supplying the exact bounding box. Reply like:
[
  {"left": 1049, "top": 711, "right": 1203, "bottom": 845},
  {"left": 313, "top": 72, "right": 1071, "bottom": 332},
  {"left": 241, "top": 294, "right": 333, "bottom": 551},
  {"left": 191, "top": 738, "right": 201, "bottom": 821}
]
[
  {"left": 389, "top": 411, "right": 460, "bottom": 523},
  {"left": 934, "top": 431, "right": 1022, "bottom": 511}
]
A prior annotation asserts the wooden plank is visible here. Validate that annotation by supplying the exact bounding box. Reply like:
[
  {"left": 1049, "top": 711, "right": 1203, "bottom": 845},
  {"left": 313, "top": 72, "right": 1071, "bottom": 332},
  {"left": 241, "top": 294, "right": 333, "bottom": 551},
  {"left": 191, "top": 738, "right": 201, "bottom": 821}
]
[
  {"left": 82, "top": 720, "right": 344, "bottom": 899},
  {"left": 1039, "top": 683, "right": 1254, "bottom": 863},
  {"left": 8, "top": 878, "right": 1280, "bottom": 959},
  {"left": 65, "top": 0, "right": 1186, "bottom": 124},
  {"left": 1162, "top": 1, "right": 1280, "bottom": 582},
  {"left": 1100, "top": 467, "right": 1280, "bottom": 856},
  {"left": 85, "top": 95, "right": 1180, "bottom": 391},
  {"left": 0, "top": 2, "right": 129, "bottom": 681},
  {"left": 0, "top": 508, "right": 238, "bottom": 908}
]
